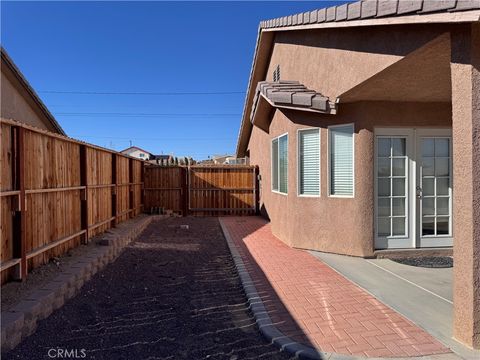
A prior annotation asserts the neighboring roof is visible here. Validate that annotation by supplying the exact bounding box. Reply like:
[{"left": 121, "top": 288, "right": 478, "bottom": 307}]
[
  {"left": 120, "top": 146, "right": 153, "bottom": 155},
  {"left": 236, "top": 0, "right": 480, "bottom": 156},
  {"left": 1, "top": 48, "right": 66, "bottom": 135},
  {"left": 260, "top": 0, "right": 480, "bottom": 30}
]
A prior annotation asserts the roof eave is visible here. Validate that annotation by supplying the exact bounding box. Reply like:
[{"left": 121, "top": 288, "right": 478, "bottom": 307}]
[
  {"left": 1, "top": 47, "right": 66, "bottom": 136},
  {"left": 235, "top": 10, "right": 480, "bottom": 157}
]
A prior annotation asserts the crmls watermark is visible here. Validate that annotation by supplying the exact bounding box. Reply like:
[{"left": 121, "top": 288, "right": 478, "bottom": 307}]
[{"left": 47, "top": 348, "right": 87, "bottom": 358}]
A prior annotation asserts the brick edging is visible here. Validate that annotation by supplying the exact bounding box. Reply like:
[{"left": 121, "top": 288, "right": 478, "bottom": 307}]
[
  {"left": 1, "top": 215, "right": 163, "bottom": 353},
  {"left": 219, "top": 218, "right": 330, "bottom": 360}
]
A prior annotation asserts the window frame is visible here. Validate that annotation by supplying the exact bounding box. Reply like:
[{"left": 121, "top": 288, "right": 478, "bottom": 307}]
[
  {"left": 271, "top": 133, "right": 288, "bottom": 195},
  {"left": 297, "top": 128, "right": 321, "bottom": 198},
  {"left": 327, "top": 123, "right": 355, "bottom": 198}
]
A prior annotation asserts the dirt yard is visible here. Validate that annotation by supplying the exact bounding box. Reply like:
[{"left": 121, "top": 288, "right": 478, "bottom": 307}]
[{"left": 4, "top": 217, "right": 292, "bottom": 360}]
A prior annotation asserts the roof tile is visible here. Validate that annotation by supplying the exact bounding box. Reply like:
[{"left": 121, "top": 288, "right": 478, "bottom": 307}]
[
  {"left": 377, "top": 0, "right": 398, "bottom": 17},
  {"left": 317, "top": 8, "right": 327, "bottom": 22},
  {"left": 303, "top": 11, "right": 310, "bottom": 24},
  {"left": 361, "top": 0, "right": 378, "bottom": 18},
  {"left": 452, "top": 0, "right": 480, "bottom": 11},
  {"left": 397, "top": 0, "right": 423, "bottom": 14},
  {"left": 326, "top": 6, "right": 337, "bottom": 21},
  {"left": 347, "top": 1, "right": 362, "bottom": 19},
  {"left": 336, "top": 4, "right": 348, "bottom": 21},
  {"left": 421, "top": 0, "right": 457, "bottom": 12}
]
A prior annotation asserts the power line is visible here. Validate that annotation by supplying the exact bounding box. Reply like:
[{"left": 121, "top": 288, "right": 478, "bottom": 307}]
[
  {"left": 71, "top": 134, "right": 233, "bottom": 141},
  {"left": 55, "top": 112, "right": 240, "bottom": 117},
  {"left": 40, "top": 90, "right": 245, "bottom": 96}
]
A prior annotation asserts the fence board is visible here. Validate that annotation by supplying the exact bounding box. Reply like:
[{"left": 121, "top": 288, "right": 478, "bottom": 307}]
[
  {"left": 144, "top": 165, "right": 257, "bottom": 216},
  {"left": 0, "top": 119, "right": 144, "bottom": 284}
]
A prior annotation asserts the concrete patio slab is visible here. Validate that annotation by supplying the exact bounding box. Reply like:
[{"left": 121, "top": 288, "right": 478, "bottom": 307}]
[{"left": 309, "top": 252, "right": 479, "bottom": 360}]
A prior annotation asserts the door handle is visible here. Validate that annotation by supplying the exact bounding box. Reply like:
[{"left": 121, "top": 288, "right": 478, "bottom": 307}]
[{"left": 416, "top": 186, "right": 422, "bottom": 199}]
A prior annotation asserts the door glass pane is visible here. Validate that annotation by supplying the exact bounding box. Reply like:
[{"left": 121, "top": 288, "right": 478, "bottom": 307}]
[
  {"left": 422, "top": 197, "right": 435, "bottom": 215},
  {"left": 378, "top": 217, "right": 390, "bottom": 237},
  {"left": 392, "top": 178, "right": 405, "bottom": 196},
  {"left": 377, "top": 158, "right": 390, "bottom": 177},
  {"left": 422, "top": 217, "right": 435, "bottom": 236},
  {"left": 423, "top": 178, "right": 434, "bottom": 196},
  {"left": 435, "top": 138, "right": 450, "bottom": 157},
  {"left": 437, "top": 217, "right": 449, "bottom": 235},
  {"left": 378, "top": 138, "right": 391, "bottom": 157},
  {"left": 392, "top": 217, "right": 406, "bottom": 236},
  {"left": 422, "top": 158, "right": 434, "bottom": 176},
  {"left": 392, "top": 138, "right": 406, "bottom": 156},
  {"left": 378, "top": 178, "right": 390, "bottom": 196},
  {"left": 420, "top": 137, "right": 451, "bottom": 237},
  {"left": 392, "top": 158, "right": 405, "bottom": 176},
  {"left": 437, "top": 197, "right": 449, "bottom": 215},
  {"left": 436, "top": 178, "right": 449, "bottom": 196},
  {"left": 435, "top": 158, "right": 449, "bottom": 176},
  {"left": 422, "top": 138, "right": 435, "bottom": 157},
  {"left": 392, "top": 198, "right": 405, "bottom": 216},
  {"left": 376, "top": 136, "right": 408, "bottom": 239},
  {"left": 378, "top": 198, "right": 390, "bottom": 216}
]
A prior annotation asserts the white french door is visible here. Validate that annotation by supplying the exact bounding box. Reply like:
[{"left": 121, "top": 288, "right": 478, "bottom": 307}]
[{"left": 374, "top": 128, "right": 453, "bottom": 249}]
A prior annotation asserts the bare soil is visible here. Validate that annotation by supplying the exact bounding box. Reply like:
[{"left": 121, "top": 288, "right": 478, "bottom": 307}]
[{"left": 4, "top": 217, "right": 292, "bottom": 360}]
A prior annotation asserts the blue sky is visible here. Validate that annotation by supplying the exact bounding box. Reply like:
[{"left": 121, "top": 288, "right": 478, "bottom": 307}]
[{"left": 2, "top": 1, "right": 346, "bottom": 160}]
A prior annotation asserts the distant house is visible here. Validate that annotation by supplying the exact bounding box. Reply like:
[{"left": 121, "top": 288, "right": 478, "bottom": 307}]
[
  {"left": 211, "top": 154, "right": 248, "bottom": 165},
  {"left": 1, "top": 47, "right": 65, "bottom": 135},
  {"left": 120, "top": 146, "right": 152, "bottom": 160}
]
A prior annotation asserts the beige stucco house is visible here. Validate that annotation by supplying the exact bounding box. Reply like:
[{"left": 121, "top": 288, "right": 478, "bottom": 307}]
[
  {"left": 1, "top": 48, "right": 65, "bottom": 135},
  {"left": 236, "top": 0, "right": 479, "bottom": 349}
]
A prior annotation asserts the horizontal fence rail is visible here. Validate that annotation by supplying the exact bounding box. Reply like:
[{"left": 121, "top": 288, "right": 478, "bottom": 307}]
[{"left": 0, "top": 119, "right": 144, "bottom": 284}]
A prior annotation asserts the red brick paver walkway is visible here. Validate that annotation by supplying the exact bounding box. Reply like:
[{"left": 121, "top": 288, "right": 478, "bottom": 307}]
[{"left": 221, "top": 217, "right": 451, "bottom": 358}]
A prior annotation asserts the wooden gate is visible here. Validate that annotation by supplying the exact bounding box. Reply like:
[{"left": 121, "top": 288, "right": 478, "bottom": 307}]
[{"left": 144, "top": 165, "right": 258, "bottom": 216}]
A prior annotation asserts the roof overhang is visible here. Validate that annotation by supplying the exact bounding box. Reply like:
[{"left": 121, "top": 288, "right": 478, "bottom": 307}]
[
  {"left": 251, "top": 81, "right": 336, "bottom": 133},
  {"left": 236, "top": 5, "right": 480, "bottom": 157}
]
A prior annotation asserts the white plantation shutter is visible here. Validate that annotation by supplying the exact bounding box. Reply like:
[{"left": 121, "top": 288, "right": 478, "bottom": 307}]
[
  {"left": 279, "top": 134, "right": 288, "bottom": 193},
  {"left": 272, "top": 138, "right": 279, "bottom": 191},
  {"left": 329, "top": 124, "right": 354, "bottom": 196},
  {"left": 299, "top": 129, "right": 320, "bottom": 195}
]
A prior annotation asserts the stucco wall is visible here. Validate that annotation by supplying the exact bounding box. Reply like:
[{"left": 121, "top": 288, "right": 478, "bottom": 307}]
[
  {"left": 248, "top": 101, "right": 452, "bottom": 257},
  {"left": 265, "top": 25, "right": 452, "bottom": 100},
  {"left": 1, "top": 69, "right": 57, "bottom": 132}
]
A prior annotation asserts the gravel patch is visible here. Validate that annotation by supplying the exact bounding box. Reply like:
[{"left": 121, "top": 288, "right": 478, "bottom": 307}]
[
  {"left": 391, "top": 256, "right": 453, "bottom": 268},
  {"left": 3, "top": 217, "right": 292, "bottom": 360}
]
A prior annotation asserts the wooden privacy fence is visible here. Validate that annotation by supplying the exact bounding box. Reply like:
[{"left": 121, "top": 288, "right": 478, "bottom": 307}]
[
  {"left": 144, "top": 165, "right": 258, "bottom": 216},
  {"left": 0, "top": 119, "right": 144, "bottom": 284}
]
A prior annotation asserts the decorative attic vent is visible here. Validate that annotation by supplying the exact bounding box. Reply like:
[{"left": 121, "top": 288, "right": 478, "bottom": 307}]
[{"left": 273, "top": 65, "right": 280, "bottom": 82}]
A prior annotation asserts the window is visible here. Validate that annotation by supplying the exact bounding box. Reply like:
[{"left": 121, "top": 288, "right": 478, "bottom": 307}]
[
  {"left": 139, "top": 153, "right": 145, "bottom": 158},
  {"left": 298, "top": 129, "right": 320, "bottom": 196},
  {"left": 272, "top": 134, "right": 288, "bottom": 194},
  {"left": 329, "top": 124, "right": 354, "bottom": 196}
]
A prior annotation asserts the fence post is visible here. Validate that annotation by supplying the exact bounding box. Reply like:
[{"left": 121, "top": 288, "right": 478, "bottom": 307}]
[
  {"left": 80, "top": 145, "right": 89, "bottom": 243},
  {"left": 129, "top": 158, "right": 134, "bottom": 218},
  {"left": 12, "top": 126, "right": 27, "bottom": 280},
  {"left": 141, "top": 162, "right": 145, "bottom": 212},
  {"left": 182, "top": 166, "right": 188, "bottom": 216},
  {"left": 111, "top": 153, "right": 117, "bottom": 227},
  {"left": 254, "top": 166, "right": 260, "bottom": 215}
]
